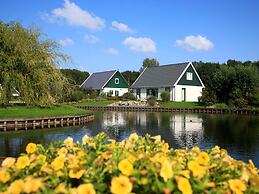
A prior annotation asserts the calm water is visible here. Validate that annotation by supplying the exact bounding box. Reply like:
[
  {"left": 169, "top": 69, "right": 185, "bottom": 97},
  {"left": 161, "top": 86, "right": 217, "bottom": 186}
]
[{"left": 0, "top": 111, "right": 259, "bottom": 166}]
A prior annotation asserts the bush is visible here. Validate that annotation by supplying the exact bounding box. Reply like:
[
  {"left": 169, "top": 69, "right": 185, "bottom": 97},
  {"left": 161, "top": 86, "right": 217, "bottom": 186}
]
[
  {"left": 160, "top": 91, "right": 170, "bottom": 102},
  {"left": 147, "top": 96, "right": 157, "bottom": 106},
  {"left": 0, "top": 133, "right": 258, "bottom": 193},
  {"left": 122, "top": 92, "right": 136, "bottom": 100},
  {"left": 199, "top": 89, "right": 217, "bottom": 106}
]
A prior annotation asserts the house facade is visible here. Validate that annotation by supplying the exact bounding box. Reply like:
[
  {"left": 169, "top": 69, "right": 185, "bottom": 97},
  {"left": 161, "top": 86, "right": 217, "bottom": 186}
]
[
  {"left": 131, "top": 62, "right": 204, "bottom": 102},
  {"left": 80, "top": 70, "right": 128, "bottom": 96}
]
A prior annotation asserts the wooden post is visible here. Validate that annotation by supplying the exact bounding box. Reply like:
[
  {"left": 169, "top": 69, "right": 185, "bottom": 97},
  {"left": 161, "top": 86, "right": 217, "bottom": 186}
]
[
  {"left": 61, "top": 118, "right": 63, "bottom": 127},
  {"left": 33, "top": 120, "right": 36, "bottom": 129},
  {"left": 41, "top": 120, "right": 44, "bottom": 129},
  {"left": 25, "top": 120, "right": 28, "bottom": 130},
  {"left": 54, "top": 119, "right": 57, "bottom": 127},
  {"left": 67, "top": 118, "right": 69, "bottom": 126},
  {"left": 15, "top": 121, "right": 18, "bottom": 131},
  {"left": 3, "top": 121, "right": 6, "bottom": 132},
  {"left": 73, "top": 117, "right": 76, "bottom": 126},
  {"left": 79, "top": 117, "right": 81, "bottom": 125},
  {"left": 48, "top": 119, "right": 50, "bottom": 128}
]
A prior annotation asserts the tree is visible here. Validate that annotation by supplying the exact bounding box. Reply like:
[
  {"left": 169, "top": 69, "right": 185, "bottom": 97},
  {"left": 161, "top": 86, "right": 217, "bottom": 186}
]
[
  {"left": 140, "top": 58, "right": 159, "bottom": 72},
  {"left": 61, "top": 69, "right": 89, "bottom": 85},
  {"left": 0, "top": 21, "right": 70, "bottom": 106},
  {"left": 121, "top": 71, "right": 140, "bottom": 85}
]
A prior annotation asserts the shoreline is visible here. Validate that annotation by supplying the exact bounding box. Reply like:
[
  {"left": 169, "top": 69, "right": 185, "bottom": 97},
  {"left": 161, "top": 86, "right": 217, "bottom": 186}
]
[{"left": 78, "top": 105, "right": 259, "bottom": 115}]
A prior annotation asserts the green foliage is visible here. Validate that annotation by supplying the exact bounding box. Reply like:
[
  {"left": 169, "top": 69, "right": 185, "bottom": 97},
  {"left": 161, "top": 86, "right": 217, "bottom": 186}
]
[
  {"left": 147, "top": 96, "right": 157, "bottom": 106},
  {"left": 160, "top": 91, "right": 170, "bottom": 102},
  {"left": 121, "top": 92, "right": 136, "bottom": 100},
  {"left": 121, "top": 71, "right": 140, "bottom": 85},
  {"left": 140, "top": 58, "right": 159, "bottom": 72},
  {"left": 194, "top": 60, "right": 259, "bottom": 107},
  {"left": 0, "top": 21, "right": 70, "bottom": 106},
  {"left": 60, "top": 69, "right": 89, "bottom": 85}
]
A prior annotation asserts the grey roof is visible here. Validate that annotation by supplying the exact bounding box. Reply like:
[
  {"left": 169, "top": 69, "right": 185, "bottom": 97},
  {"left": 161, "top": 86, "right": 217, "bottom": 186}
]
[
  {"left": 81, "top": 70, "right": 116, "bottom": 89},
  {"left": 132, "top": 63, "right": 189, "bottom": 88}
]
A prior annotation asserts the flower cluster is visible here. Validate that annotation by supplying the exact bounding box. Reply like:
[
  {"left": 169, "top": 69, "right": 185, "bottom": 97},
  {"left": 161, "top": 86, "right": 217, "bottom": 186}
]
[{"left": 0, "top": 133, "right": 258, "bottom": 194}]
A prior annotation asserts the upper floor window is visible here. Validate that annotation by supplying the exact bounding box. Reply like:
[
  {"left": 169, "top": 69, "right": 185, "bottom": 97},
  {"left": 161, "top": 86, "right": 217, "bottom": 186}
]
[
  {"left": 115, "top": 78, "right": 119, "bottom": 84},
  {"left": 186, "top": 72, "right": 193, "bottom": 80}
]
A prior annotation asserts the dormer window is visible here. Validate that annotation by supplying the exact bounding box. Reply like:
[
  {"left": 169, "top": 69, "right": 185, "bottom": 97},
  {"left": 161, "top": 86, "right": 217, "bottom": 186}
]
[
  {"left": 115, "top": 78, "right": 119, "bottom": 84},
  {"left": 186, "top": 72, "right": 193, "bottom": 80}
]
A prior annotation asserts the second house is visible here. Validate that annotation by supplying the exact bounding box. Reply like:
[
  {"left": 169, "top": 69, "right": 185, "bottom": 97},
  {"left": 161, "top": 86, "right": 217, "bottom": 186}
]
[{"left": 80, "top": 70, "right": 128, "bottom": 96}]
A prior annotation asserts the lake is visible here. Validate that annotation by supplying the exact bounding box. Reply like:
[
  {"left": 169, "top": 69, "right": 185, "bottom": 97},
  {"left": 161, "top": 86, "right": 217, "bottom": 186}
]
[{"left": 0, "top": 111, "right": 259, "bottom": 166}]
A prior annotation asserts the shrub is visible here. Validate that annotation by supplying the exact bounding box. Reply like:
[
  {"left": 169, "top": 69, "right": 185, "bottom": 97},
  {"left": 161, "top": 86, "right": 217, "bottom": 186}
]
[
  {"left": 160, "top": 91, "right": 170, "bottom": 102},
  {"left": 0, "top": 133, "right": 258, "bottom": 193},
  {"left": 147, "top": 96, "right": 157, "bottom": 106},
  {"left": 122, "top": 92, "right": 136, "bottom": 100},
  {"left": 199, "top": 89, "right": 217, "bottom": 106}
]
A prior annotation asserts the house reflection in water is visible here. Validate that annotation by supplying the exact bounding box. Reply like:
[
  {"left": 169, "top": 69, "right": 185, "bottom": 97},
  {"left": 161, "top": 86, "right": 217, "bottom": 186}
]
[{"left": 101, "top": 111, "right": 203, "bottom": 148}]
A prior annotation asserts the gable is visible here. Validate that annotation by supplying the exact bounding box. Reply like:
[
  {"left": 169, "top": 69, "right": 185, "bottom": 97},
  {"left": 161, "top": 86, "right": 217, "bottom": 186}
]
[
  {"left": 104, "top": 71, "right": 128, "bottom": 88},
  {"left": 176, "top": 65, "right": 203, "bottom": 86}
]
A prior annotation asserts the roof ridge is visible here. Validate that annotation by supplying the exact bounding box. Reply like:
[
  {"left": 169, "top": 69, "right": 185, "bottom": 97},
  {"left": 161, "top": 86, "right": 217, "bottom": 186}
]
[
  {"left": 147, "top": 62, "right": 190, "bottom": 69},
  {"left": 92, "top": 70, "right": 117, "bottom": 74}
]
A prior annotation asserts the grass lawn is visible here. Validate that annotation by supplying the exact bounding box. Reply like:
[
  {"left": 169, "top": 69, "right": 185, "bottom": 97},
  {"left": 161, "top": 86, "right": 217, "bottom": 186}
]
[
  {"left": 160, "top": 101, "right": 204, "bottom": 108},
  {"left": 74, "top": 100, "right": 115, "bottom": 106},
  {"left": 0, "top": 105, "right": 90, "bottom": 119}
]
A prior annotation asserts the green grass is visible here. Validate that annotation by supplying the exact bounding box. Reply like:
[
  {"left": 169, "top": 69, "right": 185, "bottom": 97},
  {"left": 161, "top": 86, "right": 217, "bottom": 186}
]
[
  {"left": 0, "top": 105, "right": 90, "bottom": 119},
  {"left": 74, "top": 100, "right": 115, "bottom": 106},
  {"left": 160, "top": 102, "right": 204, "bottom": 108}
]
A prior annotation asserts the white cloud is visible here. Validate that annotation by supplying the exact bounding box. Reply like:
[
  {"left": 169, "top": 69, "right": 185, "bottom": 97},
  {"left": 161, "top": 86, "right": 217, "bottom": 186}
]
[
  {"left": 123, "top": 37, "right": 156, "bottom": 53},
  {"left": 104, "top": 48, "right": 119, "bottom": 55},
  {"left": 84, "top": 34, "right": 100, "bottom": 44},
  {"left": 59, "top": 38, "right": 74, "bottom": 47},
  {"left": 42, "top": 0, "right": 105, "bottom": 31},
  {"left": 111, "top": 21, "right": 134, "bottom": 33},
  {"left": 176, "top": 35, "right": 214, "bottom": 51}
]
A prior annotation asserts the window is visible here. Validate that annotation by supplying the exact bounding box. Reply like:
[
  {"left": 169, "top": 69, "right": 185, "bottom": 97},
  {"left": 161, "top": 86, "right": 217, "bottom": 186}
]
[
  {"left": 115, "top": 78, "right": 119, "bottom": 84},
  {"left": 109, "top": 90, "right": 113, "bottom": 95},
  {"left": 115, "top": 90, "right": 119, "bottom": 96},
  {"left": 186, "top": 72, "right": 193, "bottom": 80}
]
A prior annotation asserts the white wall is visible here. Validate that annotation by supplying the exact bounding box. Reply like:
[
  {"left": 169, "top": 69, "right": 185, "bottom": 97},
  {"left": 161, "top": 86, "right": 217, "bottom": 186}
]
[
  {"left": 103, "top": 88, "right": 128, "bottom": 96},
  {"left": 174, "top": 85, "right": 203, "bottom": 102}
]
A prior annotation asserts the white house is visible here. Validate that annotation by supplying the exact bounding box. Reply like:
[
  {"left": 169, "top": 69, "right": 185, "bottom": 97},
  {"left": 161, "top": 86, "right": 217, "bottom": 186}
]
[
  {"left": 80, "top": 70, "right": 129, "bottom": 96},
  {"left": 131, "top": 62, "right": 204, "bottom": 102}
]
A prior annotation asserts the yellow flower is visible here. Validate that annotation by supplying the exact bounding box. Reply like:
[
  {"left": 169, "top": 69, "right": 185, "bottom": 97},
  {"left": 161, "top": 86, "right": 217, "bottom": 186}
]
[
  {"left": 69, "top": 168, "right": 85, "bottom": 179},
  {"left": 0, "top": 170, "right": 10, "bottom": 183},
  {"left": 64, "top": 137, "right": 73, "bottom": 148},
  {"left": 152, "top": 135, "right": 161, "bottom": 143},
  {"left": 54, "top": 183, "right": 67, "bottom": 194},
  {"left": 176, "top": 176, "right": 192, "bottom": 194},
  {"left": 82, "top": 135, "right": 90, "bottom": 145},
  {"left": 23, "top": 177, "right": 43, "bottom": 193},
  {"left": 162, "top": 143, "right": 169, "bottom": 153},
  {"left": 110, "top": 176, "right": 132, "bottom": 194},
  {"left": 127, "top": 154, "right": 137, "bottom": 163},
  {"left": 7, "top": 179, "right": 24, "bottom": 194},
  {"left": 180, "top": 170, "right": 190, "bottom": 179},
  {"left": 51, "top": 157, "right": 65, "bottom": 171},
  {"left": 58, "top": 147, "right": 68, "bottom": 157},
  {"left": 197, "top": 152, "right": 210, "bottom": 165},
  {"left": 160, "top": 160, "right": 173, "bottom": 181},
  {"left": 140, "top": 178, "right": 148, "bottom": 185},
  {"left": 26, "top": 143, "right": 37, "bottom": 154},
  {"left": 187, "top": 160, "right": 206, "bottom": 179},
  {"left": 16, "top": 156, "right": 30, "bottom": 169},
  {"left": 228, "top": 179, "right": 246, "bottom": 194},
  {"left": 102, "top": 151, "right": 111, "bottom": 160},
  {"left": 36, "top": 154, "right": 47, "bottom": 164},
  {"left": 1, "top": 157, "right": 16, "bottom": 168},
  {"left": 128, "top": 133, "right": 138, "bottom": 142},
  {"left": 151, "top": 153, "right": 166, "bottom": 164},
  {"left": 78, "top": 183, "right": 96, "bottom": 194},
  {"left": 118, "top": 159, "right": 134, "bottom": 176}
]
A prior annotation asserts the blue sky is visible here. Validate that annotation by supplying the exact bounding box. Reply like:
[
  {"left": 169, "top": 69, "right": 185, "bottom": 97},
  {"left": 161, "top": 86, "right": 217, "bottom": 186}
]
[{"left": 1, "top": 0, "right": 259, "bottom": 73}]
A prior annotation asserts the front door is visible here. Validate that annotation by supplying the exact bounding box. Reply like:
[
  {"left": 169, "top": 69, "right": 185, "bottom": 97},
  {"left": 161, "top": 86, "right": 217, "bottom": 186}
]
[
  {"left": 181, "top": 88, "right": 186, "bottom": 102},
  {"left": 115, "top": 90, "right": 119, "bottom": 96}
]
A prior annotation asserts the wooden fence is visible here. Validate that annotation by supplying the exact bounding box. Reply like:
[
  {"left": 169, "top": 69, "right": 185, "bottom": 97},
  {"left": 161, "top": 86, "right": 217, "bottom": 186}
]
[{"left": 0, "top": 113, "right": 94, "bottom": 132}]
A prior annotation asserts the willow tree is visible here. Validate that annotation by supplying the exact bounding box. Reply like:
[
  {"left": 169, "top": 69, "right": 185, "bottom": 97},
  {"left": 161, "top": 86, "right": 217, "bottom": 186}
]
[{"left": 0, "top": 21, "right": 71, "bottom": 106}]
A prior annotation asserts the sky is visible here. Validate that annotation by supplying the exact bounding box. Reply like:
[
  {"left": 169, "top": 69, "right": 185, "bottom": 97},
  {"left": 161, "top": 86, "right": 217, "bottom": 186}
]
[{"left": 0, "top": 0, "right": 259, "bottom": 73}]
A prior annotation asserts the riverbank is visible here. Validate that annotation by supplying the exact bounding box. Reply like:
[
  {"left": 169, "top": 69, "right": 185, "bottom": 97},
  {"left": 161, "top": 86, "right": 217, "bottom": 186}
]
[{"left": 0, "top": 105, "right": 90, "bottom": 119}]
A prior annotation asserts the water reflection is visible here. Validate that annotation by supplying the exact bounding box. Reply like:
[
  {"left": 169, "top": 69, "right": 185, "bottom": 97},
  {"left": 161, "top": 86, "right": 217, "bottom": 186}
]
[{"left": 0, "top": 111, "right": 258, "bottom": 166}]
